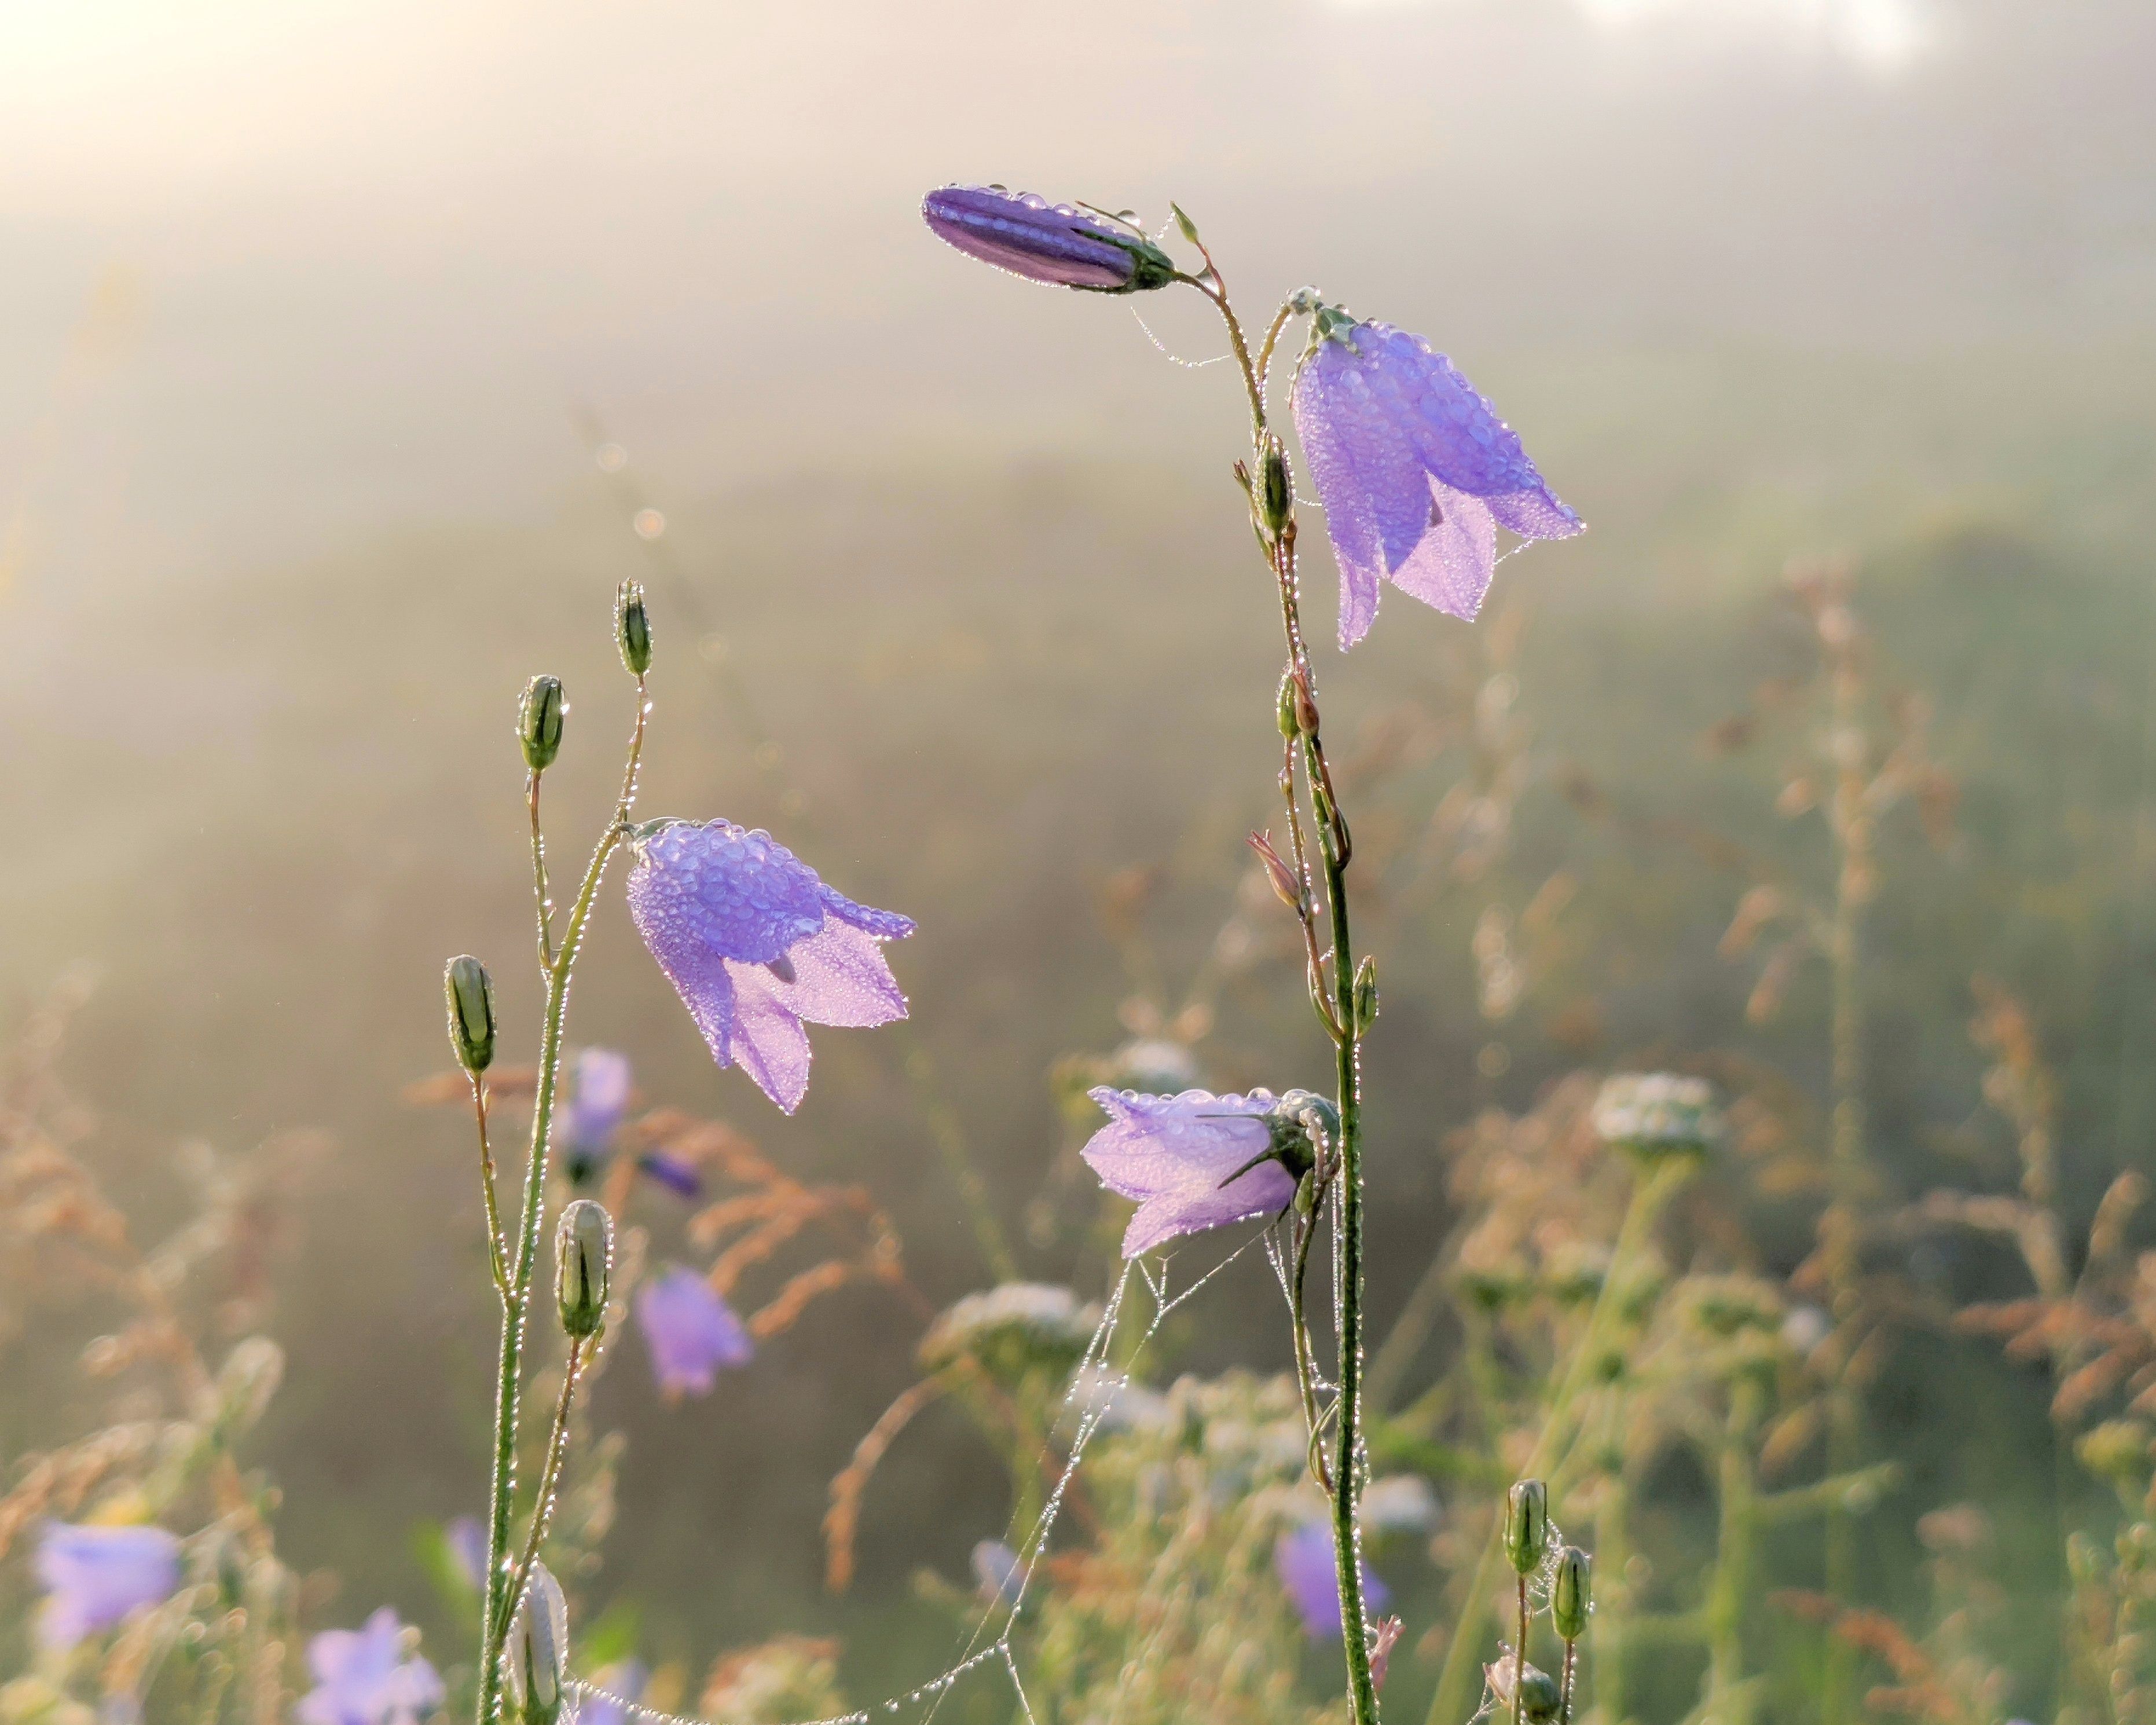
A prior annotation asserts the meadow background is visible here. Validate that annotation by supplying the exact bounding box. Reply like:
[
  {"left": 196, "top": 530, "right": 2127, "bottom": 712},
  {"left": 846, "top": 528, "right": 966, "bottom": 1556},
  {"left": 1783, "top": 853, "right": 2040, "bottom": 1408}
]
[{"left": 2, "top": 1, "right": 2154, "bottom": 1719}]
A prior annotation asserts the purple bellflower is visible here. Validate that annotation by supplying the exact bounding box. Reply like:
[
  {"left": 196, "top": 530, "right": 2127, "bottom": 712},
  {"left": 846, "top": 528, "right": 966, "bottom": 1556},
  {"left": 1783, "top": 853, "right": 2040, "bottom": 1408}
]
[
  {"left": 1275, "top": 1519, "right": 1391, "bottom": 1642},
  {"left": 636, "top": 1265, "right": 753, "bottom": 1398},
  {"left": 35, "top": 1522, "right": 182, "bottom": 1650},
  {"left": 578, "top": 1660, "right": 649, "bottom": 1725},
  {"left": 1080, "top": 1088, "right": 1332, "bottom": 1258},
  {"left": 1292, "top": 307, "right": 1582, "bottom": 646},
  {"left": 627, "top": 820, "right": 914, "bottom": 1115},
  {"left": 564, "top": 1048, "right": 633, "bottom": 1158},
  {"left": 298, "top": 1608, "right": 443, "bottom": 1725},
  {"left": 444, "top": 1516, "right": 487, "bottom": 1594},
  {"left": 923, "top": 185, "right": 1178, "bottom": 294}
]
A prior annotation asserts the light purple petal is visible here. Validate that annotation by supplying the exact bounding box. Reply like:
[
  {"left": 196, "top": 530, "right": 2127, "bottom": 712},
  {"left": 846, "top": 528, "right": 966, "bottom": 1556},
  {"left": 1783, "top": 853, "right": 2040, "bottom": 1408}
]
[
  {"left": 445, "top": 1516, "right": 488, "bottom": 1592},
  {"left": 819, "top": 884, "right": 918, "bottom": 942},
  {"left": 1385, "top": 479, "right": 1498, "bottom": 622},
  {"left": 564, "top": 1048, "right": 633, "bottom": 1151},
  {"left": 923, "top": 186, "right": 1138, "bottom": 291},
  {"left": 636, "top": 1267, "right": 753, "bottom": 1397},
  {"left": 629, "top": 822, "right": 826, "bottom": 967},
  {"left": 721, "top": 964, "right": 813, "bottom": 1114},
  {"left": 1275, "top": 1521, "right": 1390, "bottom": 1641},
  {"left": 300, "top": 1609, "right": 441, "bottom": 1725},
  {"left": 1080, "top": 1089, "right": 1296, "bottom": 1257},
  {"left": 771, "top": 918, "right": 910, "bottom": 1029},
  {"left": 35, "top": 1523, "right": 182, "bottom": 1649}
]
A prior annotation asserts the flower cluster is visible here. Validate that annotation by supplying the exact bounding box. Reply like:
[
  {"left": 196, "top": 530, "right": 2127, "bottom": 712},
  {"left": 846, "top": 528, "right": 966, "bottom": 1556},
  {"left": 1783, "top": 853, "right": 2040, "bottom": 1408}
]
[{"left": 1592, "top": 1071, "right": 1719, "bottom": 1156}]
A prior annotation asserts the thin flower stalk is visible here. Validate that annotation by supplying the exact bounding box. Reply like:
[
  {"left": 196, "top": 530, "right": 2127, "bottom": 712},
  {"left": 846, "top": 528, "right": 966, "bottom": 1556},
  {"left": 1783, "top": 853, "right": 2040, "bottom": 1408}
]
[
  {"left": 1196, "top": 263, "right": 1381, "bottom": 1725},
  {"left": 477, "top": 675, "right": 648, "bottom": 1725}
]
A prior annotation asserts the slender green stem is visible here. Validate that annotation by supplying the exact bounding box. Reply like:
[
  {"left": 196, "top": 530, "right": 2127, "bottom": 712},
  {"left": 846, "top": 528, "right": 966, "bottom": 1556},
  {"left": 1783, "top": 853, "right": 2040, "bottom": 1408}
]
[
  {"left": 1513, "top": 1576, "right": 1530, "bottom": 1725},
  {"left": 1705, "top": 1375, "right": 1764, "bottom": 1712},
  {"left": 527, "top": 771, "right": 554, "bottom": 969},
  {"left": 1428, "top": 1159, "right": 1693, "bottom": 1725},
  {"left": 1194, "top": 269, "right": 1377, "bottom": 1725},
  {"left": 492, "top": 1336, "right": 588, "bottom": 1646},
  {"left": 1559, "top": 1638, "right": 1578, "bottom": 1725},
  {"left": 478, "top": 683, "right": 648, "bottom": 1725},
  {"left": 472, "top": 1081, "right": 509, "bottom": 1302}
]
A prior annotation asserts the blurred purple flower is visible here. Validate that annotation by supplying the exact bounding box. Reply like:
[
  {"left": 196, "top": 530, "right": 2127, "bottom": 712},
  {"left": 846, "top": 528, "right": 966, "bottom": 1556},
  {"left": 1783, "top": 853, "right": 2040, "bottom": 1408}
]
[
  {"left": 635, "top": 1151, "right": 702, "bottom": 1199},
  {"left": 298, "top": 1608, "right": 443, "bottom": 1725},
  {"left": 577, "top": 1660, "right": 648, "bottom": 1725},
  {"left": 1274, "top": 1520, "right": 1390, "bottom": 1642},
  {"left": 564, "top": 1048, "right": 633, "bottom": 1155},
  {"left": 444, "top": 1515, "right": 487, "bottom": 1593},
  {"left": 627, "top": 820, "right": 914, "bottom": 1114},
  {"left": 1080, "top": 1089, "right": 1297, "bottom": 1258},
  {"left": 1292, "top": 313, "right": 1582, "bottom": 646},
  {"left": 35, "top": 1522, "right": 182, "bottom": 1649},
  {"left": 971, "top": 1539, "right": 1023, "bottom": 1607},
  {"left": 636, "top": 1265, "right": 753, "bottom": 1398},
  {"left": 922, "top": 185, "right": 1176, "bottom": 294}
]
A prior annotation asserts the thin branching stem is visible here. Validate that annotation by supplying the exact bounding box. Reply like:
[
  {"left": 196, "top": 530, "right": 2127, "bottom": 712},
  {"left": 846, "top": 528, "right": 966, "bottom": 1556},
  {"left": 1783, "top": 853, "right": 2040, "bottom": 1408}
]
[
  {"left": 472, "top": 1080, "right": 509, "bottom": 1302},
  {"left": 527, "top": 772, "right": 554, "bottom": 970},
  {"left": 493, "top": 1335, "right": 588, "bottom": 1646}
]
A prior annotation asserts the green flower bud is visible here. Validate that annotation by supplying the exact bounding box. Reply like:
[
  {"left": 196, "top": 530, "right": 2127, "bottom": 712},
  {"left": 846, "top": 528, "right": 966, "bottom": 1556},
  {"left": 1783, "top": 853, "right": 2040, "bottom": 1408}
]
[
  {"left": 1552, "top": 1545, "right": 1592, "bottom": 1640},
  {"left": 1483, "top": 1659, "right": 1562, "bottom": 1725},
  {"left": 444, "top": 955, "right": 496, "bottom": 1074},
  {"left": 1260, "top": 435, "right": 1292, "bottom": 537},
  {"left": 615, "top": 580, "right": 652, "bottom": 677},
  {"left": 1169, "top": 202, "right": 1204, "bottom": 247},
  {"left": 507, "top": 1562, "right": 566, "bottom": 1725},
  {"left": 1505, "top": 1478, "right": 1549, "bottom": 1576},
  {"left": 1278, "top": 671, "right": 1300, "bottom": 741},
  {"left": 1352, "top": 955, "right": 1378, "bottom": 1034},
  {"left": 554, "top": 1199, "right": 614, "bottom": 1340},
  {"left": 519, "top": 675, "right": 566, "bottom": 773}
]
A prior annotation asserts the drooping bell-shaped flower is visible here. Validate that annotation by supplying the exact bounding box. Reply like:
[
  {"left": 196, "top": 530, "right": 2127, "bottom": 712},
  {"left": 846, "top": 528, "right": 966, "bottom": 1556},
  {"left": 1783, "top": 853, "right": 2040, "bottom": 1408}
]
[
  {"left": 1292, "top": 308, "right": 1582, "bottom": 646},
  {"left": 1273, "top": 1520, "right": 1391, "bottom": 1642},
  {"left": 298, "top": 1608, "right": 443, "bottom": 1725},
  {"left": 922, "top": 185, "right": 1177, "bottom": 294},
  {"left": 1079, "top": 1087, "right": 1333, "bottom": 1257},
  {"left": 563, "top": 1049, "right": 633, "bottom": 1163},
  {"left": 636, "top": 1265, "right": 752, "bottom": 1398},
  {"left": 627, "top": 820, "right": 914, "bottom": 1114},
  {"left": 35, "top": 1522, "right": 182, "bottom": 1649}
]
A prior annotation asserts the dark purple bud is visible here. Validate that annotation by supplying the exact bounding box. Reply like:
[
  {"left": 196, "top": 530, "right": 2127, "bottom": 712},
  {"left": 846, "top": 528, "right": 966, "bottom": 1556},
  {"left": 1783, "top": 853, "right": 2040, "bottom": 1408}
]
[
  {"left": 636, "top": 1152, "right": 703, "bottom": 1199},
  {"left": 922, "top": 185, "right": 1177, "bottom": 295}
]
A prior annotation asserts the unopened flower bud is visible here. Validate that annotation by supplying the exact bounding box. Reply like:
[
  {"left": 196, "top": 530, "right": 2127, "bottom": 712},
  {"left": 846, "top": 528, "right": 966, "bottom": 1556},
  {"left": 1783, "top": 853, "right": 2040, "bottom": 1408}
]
[
  {"left": 1290, "top": 669, "right": 1321, "bottom": 738},
  {"left": 1483, "top": 1657, "right": 1562, "bottom": 1724},
  {"left": 507, "top": 1562, "right": 566, "bottom": 1725},
  {"left": 554, "top": 1199, "right": 613, "bottom": 1339},
  {"left": 1505, "top": 1478, "right": 1549, "bottom": 1576},
  {"left": 1352, "top": 956, "right": 1378, "bottom": 1034},
  {"left": 519, "top": 676, "right": 565, "bottom": 773},
  {"left": 1260, "top": 436, "right": 1292, "bottom": 537},
  {"left": 1552, "top": 1545, "right": 1592, "bottom": 1640},
  {"left": 1249, "top": 832, "right": 1307, "bottom": 917},
  {"left": 1266, "top": 1089, "right": 1340, "bottom": 1182},
  {"left": 1277, "top": 672, "right": 1300, "bottom": 741},
  {"left": 445, "top": 956, "right": 496, "bottom": 1074},
  {"left": 616, "top": 580, "right": 652, "bottom": 677},
  {"left": 1169, "top": 202, "right": 1204, "bottom": 248}
]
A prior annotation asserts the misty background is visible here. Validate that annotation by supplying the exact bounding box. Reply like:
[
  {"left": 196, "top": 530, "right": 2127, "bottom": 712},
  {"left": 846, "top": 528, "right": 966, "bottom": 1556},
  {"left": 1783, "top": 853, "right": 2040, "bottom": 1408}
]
[{"left": 3, "top": 0, "right": 2154, "bottom": 1700}]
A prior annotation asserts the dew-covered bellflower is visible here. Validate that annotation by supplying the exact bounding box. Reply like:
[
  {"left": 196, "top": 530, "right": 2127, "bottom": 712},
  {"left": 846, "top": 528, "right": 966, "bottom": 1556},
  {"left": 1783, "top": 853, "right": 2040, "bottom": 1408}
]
[
  {"left": 627, "top": 820, "right": 914, "bottom": 1114},
  {"left": 1292, "top": 308, "right": 1582, "bottom": 645},
  {"left": 1080, "top": 1087, "right": 1329, "bottom": 1257},
  {"left": 922, "top": 185, "right": 1176, "bottom": 294}
]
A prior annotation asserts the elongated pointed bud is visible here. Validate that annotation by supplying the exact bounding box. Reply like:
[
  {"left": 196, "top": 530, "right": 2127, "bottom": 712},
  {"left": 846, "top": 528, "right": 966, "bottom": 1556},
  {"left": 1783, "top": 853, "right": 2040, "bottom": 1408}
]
[
  {"left": 1169, "top": 202, "right": 1203, "bottom": 247},
  {"left": 519, "top": 675, "right": 565, "bottom": 772},
  {"left": 1277, "top": 671, "right": 1300, "bottom": 741},
  {"left": 555, "top": 1199, "right": 614, "bottom": 1339},
  {"left": 1249, "top": 831, "right": 1307, "bottom": 918},
  {"left": 507, "top": 1562, "right": 566, "bottom": 1725},
  {"left": 1505, "top": 1478, "right": 1549, "bottom": 1576},
  {"left": 1290, "top": 668, "right": 1321, "bottom": 739},
  {"left": 1260, "top": 435, "right": 1292, "bottom": 538},
  {"left": 616, "top": 580, "right": 652, "bottom": 677},
  {"left": 1352, "top": 956, "right": 1378, "bottom": 1034},
  {"left": 1553, "top": 1545, "right": 1591, "bottom": 1640},
  {"left": 444, "top": 956, "right": 496, "bottom": 1075}
]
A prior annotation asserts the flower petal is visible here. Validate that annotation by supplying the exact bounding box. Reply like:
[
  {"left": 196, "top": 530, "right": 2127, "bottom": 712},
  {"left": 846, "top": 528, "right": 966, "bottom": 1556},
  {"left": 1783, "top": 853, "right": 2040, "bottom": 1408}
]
[
  {"left": 818, "top": 884, "right": 918, "bottom": 942},
  {"left": 629, "top": 821, "right": 826, "bottom": 966},
  {"left": 1385, "top": 479, "right": 1498, "bottom": 622},
  {"left": 724, "top": 963, "right": 814, "bottom": 1113},
  {"left": 769, "top": 919, "right": 909, "bottom": 1029}
]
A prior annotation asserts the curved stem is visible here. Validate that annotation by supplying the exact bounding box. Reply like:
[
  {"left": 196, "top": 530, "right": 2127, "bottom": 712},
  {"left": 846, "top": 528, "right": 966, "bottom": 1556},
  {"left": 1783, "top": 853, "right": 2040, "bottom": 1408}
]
[{"left": 472, "top": 1080, "right": 509, "bottom": 1302}]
